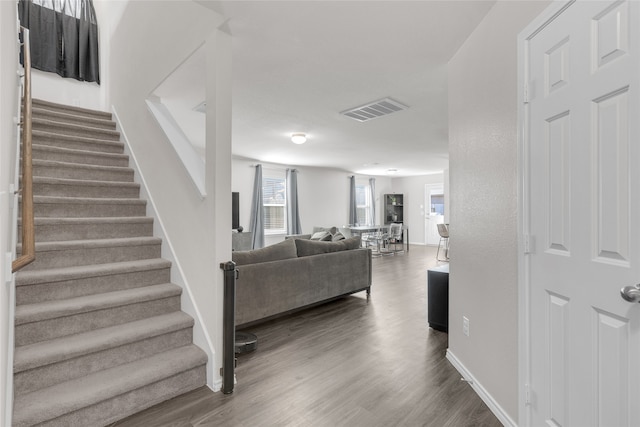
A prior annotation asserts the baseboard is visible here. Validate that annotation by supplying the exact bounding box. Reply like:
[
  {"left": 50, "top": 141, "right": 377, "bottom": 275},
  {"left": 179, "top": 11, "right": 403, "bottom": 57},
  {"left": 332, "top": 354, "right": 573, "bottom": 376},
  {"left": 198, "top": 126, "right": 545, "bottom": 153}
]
[
  {"left": 446, "top": 349, "right": 517, "bottom": 427},
  {"left": 111, "top": 106, "right": 217, "bottom": 390}
]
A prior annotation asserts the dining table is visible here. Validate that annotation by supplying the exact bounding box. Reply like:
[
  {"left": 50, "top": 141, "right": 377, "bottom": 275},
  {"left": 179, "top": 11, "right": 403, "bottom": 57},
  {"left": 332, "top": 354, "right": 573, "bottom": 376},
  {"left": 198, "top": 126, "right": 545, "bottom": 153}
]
[{"left": 344, "top": 224, "right": 409, "bottom": 252}]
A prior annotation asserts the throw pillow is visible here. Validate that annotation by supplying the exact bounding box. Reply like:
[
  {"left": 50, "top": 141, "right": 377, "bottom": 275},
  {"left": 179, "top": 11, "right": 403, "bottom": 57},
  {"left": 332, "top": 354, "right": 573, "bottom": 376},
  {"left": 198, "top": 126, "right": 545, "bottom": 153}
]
[
  {"left": 310, "top": 231, "right": 332, "bottom": 241},
  {"left": 332, "top": 232, "right": 345, "bottom": 241},
  {"left": 295, "top": 236, "right": 362, "bottom": 257},
  {"left": 232, "top": 238, "right": 298, "bottom": 266}
]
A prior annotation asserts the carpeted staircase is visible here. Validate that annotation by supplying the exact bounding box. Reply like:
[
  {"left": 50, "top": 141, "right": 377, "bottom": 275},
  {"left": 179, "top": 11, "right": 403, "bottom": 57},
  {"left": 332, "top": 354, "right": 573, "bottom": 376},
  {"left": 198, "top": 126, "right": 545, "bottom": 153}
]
[{"left": 12, "top": 99, "right": 208, "bottom": 427}]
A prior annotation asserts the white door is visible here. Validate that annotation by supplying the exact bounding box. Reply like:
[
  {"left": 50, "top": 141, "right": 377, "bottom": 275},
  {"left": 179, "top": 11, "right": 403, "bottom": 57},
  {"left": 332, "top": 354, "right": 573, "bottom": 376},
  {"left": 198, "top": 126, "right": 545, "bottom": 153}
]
[
  {"left": 425, "top": 184, "right": 444, "bottom": 246},
  {"left": 524, "top": 1, "right": 640, "bottom": 426}
]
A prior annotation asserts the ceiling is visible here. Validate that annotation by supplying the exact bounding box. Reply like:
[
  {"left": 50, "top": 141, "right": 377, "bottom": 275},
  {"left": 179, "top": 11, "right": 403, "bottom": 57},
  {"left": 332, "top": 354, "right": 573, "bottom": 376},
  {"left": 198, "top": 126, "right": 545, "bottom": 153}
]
[{"left": 195, "top": 1, "right": 496, "bottom": 177}]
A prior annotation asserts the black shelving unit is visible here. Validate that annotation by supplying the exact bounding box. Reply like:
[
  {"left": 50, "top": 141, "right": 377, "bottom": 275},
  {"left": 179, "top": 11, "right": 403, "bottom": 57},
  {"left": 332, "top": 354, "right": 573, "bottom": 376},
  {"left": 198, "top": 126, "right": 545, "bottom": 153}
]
[{"left": 384, "top": 193, "right": 404, "bottom": 225}]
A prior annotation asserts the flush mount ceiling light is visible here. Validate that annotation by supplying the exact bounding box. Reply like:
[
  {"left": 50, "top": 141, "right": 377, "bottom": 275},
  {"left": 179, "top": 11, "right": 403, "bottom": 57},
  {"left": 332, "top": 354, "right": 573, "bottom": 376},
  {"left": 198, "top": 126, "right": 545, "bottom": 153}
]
[{"left": 291, "top": 133, "right": 307, "bottom": 144}]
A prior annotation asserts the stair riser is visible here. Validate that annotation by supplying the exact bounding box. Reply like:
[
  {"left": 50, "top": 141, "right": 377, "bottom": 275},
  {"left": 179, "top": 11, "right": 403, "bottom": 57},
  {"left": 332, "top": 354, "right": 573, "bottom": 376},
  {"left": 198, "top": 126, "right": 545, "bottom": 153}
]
[
  {"left": 30, "top": 201, "right": 147, "bottom": 218},
  {"left": 26, "top": 365, "right": 206, "bottom": 427},
  {"left": 21, "top": 242, "right": 162, "bottom": 271},
  {"left": 33, "top": 101, "right": 113, "bottom": 121},
  {"left": 14, "top": 328, "right": 194, "bottom": 396},
  {"left": 33, "top": 147, "right": 129, "bottom": 168},
  {"left": 32, "top": 121, "right": 120, "bottom": 142},
  {"left": 16, "top": 265, "right": 171, "bottom": 305},
  {"left": 32, "top": 133, "right": 124, "bottom": 154},
  {"left": 33, "top": 163, "right": 134, "bottom": 182},
  {"left": 15, "top": 296, "right": 181, "bottom": 346},
  {"left": 32, "top": 182, "right": 140, "bottom": 199},
  {"left": 20, "top": 220, "right": 153, "bottom": 242},
  {"left": 34, "top": 110, "right": 117, "bottom": 131}
]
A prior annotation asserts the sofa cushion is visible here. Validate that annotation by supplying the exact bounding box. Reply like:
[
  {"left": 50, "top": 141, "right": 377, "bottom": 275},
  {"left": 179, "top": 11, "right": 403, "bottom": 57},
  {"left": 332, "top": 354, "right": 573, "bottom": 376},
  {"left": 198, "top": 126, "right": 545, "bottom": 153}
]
[
  {"left": 232, "top": 238, "right": 298, "bottom": 266},
  {"left": 332, "top": 232, "right": 346, "bottom": 241},
  {"left": 310, "top": 231, "right": 332, "bottom": 241},
  {"left": 313, "top": 226, "right": 337, "bottom": 233},
  {"left": 295, "top": 236, "right": 361, "bottom": 257}
]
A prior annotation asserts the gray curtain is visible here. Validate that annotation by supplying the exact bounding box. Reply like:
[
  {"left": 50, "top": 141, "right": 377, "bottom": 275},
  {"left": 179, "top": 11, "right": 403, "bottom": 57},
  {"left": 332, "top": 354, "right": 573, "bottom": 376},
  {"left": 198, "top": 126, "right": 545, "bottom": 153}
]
[
  {"left": 19, "top": 0, "right": 101, "bottom": 84},
  {"left": 349, "top": 176, "right": 357, "bottom": 225},
  {"left": 249, "top": 165, "right": 264, "bottom": 249},
  {"left": 369, "top": 178, "right": 376, "bottom": 225},
  {"left": 286, "top": 169, "right": 302, "bottom": 235}
]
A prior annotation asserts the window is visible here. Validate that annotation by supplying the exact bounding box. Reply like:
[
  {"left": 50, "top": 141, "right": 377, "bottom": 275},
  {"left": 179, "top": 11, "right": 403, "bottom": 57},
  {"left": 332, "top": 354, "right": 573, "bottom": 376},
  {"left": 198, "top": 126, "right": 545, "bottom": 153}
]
[
  {"left": 263, "top": 169, "right": 286, "bottom": 234},
  {"left": 430, "top": 194, "right": 445, "bottom": 215},
  {"left": 355, "top": 182, "right": 372, "bottom": 225}
]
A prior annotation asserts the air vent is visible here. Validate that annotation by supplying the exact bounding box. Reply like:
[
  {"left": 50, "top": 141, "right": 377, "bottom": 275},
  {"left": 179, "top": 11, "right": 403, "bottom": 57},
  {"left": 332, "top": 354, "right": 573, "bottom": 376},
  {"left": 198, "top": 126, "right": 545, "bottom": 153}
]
[{"left": 340, "top": 97, "right": 409, "bottom": 122}]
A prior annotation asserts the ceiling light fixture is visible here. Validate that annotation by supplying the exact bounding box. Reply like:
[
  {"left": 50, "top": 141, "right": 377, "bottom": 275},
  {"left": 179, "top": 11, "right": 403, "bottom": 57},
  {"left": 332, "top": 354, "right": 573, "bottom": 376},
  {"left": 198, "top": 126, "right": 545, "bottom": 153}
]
[{"left": 291, "top": 133, "right": 307, "bottom": 144}]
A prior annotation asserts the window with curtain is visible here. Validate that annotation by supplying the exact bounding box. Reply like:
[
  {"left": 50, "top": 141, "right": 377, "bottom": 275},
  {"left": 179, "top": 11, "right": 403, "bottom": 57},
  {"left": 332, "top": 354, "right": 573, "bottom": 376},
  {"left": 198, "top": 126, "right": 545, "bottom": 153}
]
[
  {"left": 355, "top": 182, "right": 372, "bottom": 225},
  {"left": 263, "top": 169, "right": 287, "bottom": 234},
  {"left": 19, "top": 0, "right": 101, "bottom": 84}
]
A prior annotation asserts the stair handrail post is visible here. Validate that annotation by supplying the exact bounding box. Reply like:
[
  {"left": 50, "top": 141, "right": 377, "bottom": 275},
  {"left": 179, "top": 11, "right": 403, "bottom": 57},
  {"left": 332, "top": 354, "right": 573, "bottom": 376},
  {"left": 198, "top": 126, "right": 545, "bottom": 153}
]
[
  {"left": 13, "top": 26, "right": 35, "bottom": 272},
  {"left": 220, "top": 260, "right": 237, "bottom": 394}
]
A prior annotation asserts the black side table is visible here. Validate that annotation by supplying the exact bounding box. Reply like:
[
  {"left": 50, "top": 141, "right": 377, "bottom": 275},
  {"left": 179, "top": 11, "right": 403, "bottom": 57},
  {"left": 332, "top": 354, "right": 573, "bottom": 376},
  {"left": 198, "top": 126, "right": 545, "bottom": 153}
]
[{"left": 427, "top": 264, "right": 449, "bottom": 332}]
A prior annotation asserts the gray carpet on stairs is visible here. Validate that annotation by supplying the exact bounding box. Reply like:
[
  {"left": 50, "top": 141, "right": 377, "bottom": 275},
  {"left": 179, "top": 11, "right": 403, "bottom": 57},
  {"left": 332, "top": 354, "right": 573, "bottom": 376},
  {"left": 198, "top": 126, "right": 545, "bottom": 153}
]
[{"left": 12, "top": 99, "right": 207, "bottom": 427}]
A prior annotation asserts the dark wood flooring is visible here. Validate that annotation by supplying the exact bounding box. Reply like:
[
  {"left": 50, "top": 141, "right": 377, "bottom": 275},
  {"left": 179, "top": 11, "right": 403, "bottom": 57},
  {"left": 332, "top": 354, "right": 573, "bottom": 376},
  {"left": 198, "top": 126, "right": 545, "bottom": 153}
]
[{"left": 111, "top": 245, "right": 502, "bottom": 427}]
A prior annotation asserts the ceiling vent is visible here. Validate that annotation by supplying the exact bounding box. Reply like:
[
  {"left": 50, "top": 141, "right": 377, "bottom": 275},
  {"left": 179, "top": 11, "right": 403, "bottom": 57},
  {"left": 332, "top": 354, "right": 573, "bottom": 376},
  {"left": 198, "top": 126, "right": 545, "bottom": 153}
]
[{"left": 340, "top": 97, "right": 409, "bottom": 122}]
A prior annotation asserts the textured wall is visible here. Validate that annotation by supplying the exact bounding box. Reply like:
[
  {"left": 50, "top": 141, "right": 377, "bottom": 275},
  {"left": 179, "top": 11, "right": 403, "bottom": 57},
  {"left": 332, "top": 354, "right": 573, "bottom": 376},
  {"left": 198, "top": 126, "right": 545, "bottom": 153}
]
[
  {"left": 447, "top": 1, "right": 550, "bottom": 421},
  {"left": 1, "top": 3, "right": 19, "bottom": 422}
]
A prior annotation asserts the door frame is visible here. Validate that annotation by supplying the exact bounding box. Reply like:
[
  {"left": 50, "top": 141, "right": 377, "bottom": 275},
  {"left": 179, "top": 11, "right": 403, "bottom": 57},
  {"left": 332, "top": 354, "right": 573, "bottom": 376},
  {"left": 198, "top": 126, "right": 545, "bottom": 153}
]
[{"left": 517, "top": 2, "right": 576, "bottom": 426}]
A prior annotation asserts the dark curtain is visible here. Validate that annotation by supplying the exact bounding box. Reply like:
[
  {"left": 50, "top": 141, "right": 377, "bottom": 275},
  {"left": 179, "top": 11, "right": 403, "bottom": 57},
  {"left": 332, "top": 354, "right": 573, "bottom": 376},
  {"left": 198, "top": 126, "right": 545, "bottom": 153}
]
[
  {"left": 18, "top": 0, "right": 100, "bottom": 84},
  {"left": 286, "top": 169, "right": 302, "bottom": 235},
  {"left": 349, "top": 176, "right": 357, "bottom": 225},
  {"left": 249, "top": 165, "right": 265, "bottom": 249}
]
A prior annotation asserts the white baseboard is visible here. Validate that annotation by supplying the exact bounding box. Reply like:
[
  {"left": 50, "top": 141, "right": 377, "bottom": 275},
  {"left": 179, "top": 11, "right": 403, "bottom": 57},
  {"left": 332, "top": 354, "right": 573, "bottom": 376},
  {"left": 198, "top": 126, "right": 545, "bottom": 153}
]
[{"left": 446, "top": 349, "right": 516, "bottom": 427}]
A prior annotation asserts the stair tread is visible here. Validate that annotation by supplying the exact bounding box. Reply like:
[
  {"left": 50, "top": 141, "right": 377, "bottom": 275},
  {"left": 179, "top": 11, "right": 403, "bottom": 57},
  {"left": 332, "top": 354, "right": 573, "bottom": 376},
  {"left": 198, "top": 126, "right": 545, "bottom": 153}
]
[
  {"left": 27, "top": 216, "right": 152, "bottom": 226},
  {"left": 33, "top": 106, "right": 117, "bottom": 129},
  {"left": 32, "top": 158, "right": 134, "bottom": 173},
  {"left": 32, "top": 143, "right": 128, "bottom": 161},
  {"left": 31, "top": 195, "right": 147, "bottom": 205},
  {"left": 15, "top": 283, "right": 181, "bottom": 325},
  {"left": 15, "top": 258, "right": 171, "bottom": 286},
  {"left": 33, "top": 117, "right": 120, "bottom": 138},
  {"left": 14, "top": 311, "right": 194, "bottom": 372},
  {"left": 12, "top": 345, "right": 207, "bottom": 426},
  {"left": 18, "top": 236, "right": 162, "bottom": 252},
  {"left": 32, "top": 129, "right": 124, "bottom": 150},
  {"left": 31, "top": 176, "right": 140, "bottom": 188},
  {"left": 33, "top": 98, "right": 112, "bottom": 119}
]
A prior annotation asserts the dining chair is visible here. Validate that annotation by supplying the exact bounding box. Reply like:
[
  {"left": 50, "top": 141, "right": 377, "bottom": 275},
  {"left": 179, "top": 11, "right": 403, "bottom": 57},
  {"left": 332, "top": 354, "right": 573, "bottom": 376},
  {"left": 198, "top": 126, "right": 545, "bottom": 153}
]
[
  {"left": 436, "top": 223, "right": 449, "bottom": 261},
  {"left": 388, "top": 223, "right": 404, "bottom": 254}
]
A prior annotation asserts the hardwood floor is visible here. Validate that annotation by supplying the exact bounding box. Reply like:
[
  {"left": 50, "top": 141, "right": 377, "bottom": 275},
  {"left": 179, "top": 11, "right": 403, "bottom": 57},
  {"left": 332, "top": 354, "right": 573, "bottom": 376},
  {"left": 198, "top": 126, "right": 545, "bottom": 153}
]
[{"left": 112, "top": 245, "right": 502, "bottom": 427}]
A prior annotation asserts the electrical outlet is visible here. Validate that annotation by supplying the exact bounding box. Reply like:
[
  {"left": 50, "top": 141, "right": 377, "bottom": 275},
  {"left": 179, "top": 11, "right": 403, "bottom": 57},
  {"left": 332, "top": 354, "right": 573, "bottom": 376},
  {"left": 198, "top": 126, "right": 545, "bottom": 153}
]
[{"left": 463, "top": 316, "right": 470, "bottom": 337}]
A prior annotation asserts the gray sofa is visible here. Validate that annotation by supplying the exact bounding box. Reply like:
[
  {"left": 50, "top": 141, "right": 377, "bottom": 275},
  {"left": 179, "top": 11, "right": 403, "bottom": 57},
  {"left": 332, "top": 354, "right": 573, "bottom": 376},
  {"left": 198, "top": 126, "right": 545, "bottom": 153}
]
[{"left": 232, "top": 236, "right": 372, "bottom": 327}]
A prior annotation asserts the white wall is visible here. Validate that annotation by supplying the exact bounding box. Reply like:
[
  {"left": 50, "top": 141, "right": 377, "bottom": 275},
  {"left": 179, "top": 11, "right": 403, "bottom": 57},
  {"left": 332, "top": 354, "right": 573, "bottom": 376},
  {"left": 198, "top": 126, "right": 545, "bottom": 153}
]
[
  {"left": 391, "top": 173, "right": 444, "bottom": 245},
  {"left": 108, "top": 1, "right": 228, "bottom": 388},
  {"left": 0, "top": 3, "right": 19, "bottom": 423},
  {"left": 447, "top": 1, "right": 550, "bottom": 423},
  {"left": 232, "top": 157, "right": 392, "bottom": 246}
]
